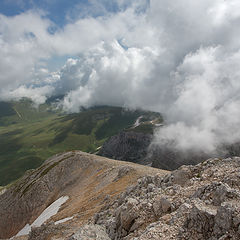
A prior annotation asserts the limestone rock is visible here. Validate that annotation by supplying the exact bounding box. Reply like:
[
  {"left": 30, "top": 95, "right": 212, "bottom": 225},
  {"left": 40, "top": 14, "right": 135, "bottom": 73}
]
[
  {"left": 193, "top": 182, "right": 240, "bottom": 206},
  {"left": 186, "top": 199, "right": 217, "bottom": 238},
  {"left": 153, "top": 196, "right": 172, "bottom": 217},
  {"left": 69, "top": 224, "right": 110, "bottom": 240},
  {"left": 170, "top": 168, "right": 191, "bottom": 186},
  {"left": 214, "top": 201, "right": 240, "bottom": 238},
  {"left": 116, "top": 198, "right": 139, "bottom": 232}
]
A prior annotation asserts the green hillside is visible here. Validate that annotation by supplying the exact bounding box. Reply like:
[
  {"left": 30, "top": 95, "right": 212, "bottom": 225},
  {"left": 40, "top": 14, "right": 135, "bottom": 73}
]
[{"left": 0, "top": 99, "right": 145, "bottom": 186}]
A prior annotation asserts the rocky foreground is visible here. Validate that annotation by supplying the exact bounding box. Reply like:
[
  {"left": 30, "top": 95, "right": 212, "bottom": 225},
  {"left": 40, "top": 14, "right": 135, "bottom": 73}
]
[
  {"left": 1, "top": 153, "right": 240, "bottom": 239},
  {"left": 94, "top": 157, "right": 240, "bottom": 240}
]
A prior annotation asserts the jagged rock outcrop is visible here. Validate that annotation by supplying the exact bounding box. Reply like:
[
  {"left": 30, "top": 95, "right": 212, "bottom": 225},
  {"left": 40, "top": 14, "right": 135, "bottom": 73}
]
[
  {"left": 98, "top": 131, "right": 152, "bottom": 165},
  {"left": 93, "top": 157, "right": 240, "bottom": 239}
]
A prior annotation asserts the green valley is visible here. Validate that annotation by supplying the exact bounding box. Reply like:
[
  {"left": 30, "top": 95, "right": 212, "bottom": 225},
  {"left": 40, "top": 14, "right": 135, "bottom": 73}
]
[{"left": 0, "top": 99, "right": 146, "bottom": 186}]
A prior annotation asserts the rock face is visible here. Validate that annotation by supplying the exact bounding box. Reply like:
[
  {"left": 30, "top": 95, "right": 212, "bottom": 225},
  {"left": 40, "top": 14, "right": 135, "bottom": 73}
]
[{"left": 98, "top": 131, "right": 152, "bottom": 165}]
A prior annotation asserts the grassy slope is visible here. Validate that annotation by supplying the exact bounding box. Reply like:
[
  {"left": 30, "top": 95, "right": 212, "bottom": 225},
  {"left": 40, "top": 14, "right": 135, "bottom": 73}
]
[{"left": 0, "top": 100, "right": 144, "bottom": 185}]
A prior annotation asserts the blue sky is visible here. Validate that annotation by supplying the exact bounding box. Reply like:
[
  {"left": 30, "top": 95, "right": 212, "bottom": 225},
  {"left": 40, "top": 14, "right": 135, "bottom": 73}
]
[
  {"left": 0, "top": 0, "right": 136, "bottom": 71},
  {"left": 0, "top": 0, "right": 112, "bottom": 70},
  {"left": 1, "top": 0, "right": 87, "bottom": 26},
  {"left": 0, "top": 0, "right": 127, "bottom": 27}
]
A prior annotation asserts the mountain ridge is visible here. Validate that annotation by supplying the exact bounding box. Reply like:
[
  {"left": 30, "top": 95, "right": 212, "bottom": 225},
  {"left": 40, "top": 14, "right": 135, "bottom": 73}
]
[{"left": 0, "top": 151, "right": 167, "bottom": 239}]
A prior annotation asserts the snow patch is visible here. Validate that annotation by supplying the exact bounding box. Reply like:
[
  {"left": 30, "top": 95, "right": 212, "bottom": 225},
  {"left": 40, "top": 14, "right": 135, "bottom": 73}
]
[
  {"left": 15, "top": 224, "right": 31, "bottom": 237},
  {"left": 15, "top": 196, "right": 69, "bottom": 237},
  {"left": 54, "top": 216, "right": 73, "bottom": 225},
  {"left": 133, "top": 116, "right": 143, "bottom": 128},
  {"left": 0, "top": 188, "right": 6, "bottom": 195}
]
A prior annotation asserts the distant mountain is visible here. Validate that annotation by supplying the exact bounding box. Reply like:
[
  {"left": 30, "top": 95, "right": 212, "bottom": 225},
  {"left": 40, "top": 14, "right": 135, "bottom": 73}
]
[
  {"left": 98, "top": 113, "right": 240, "bottom": 171},
  {"left": 98, "top": 112, "right": 163, "bottom": 165},
  {"left": 0, "top": 99, "right": 155, "bottom": 186},
  {"left": 98, "top": 131, "right": 152, "bottom": 164}
]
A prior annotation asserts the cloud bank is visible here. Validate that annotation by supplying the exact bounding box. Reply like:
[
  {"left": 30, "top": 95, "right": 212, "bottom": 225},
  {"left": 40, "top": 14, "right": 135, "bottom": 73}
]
[{"left": 1, "top": 0, "right": 240, "bottom": 153}]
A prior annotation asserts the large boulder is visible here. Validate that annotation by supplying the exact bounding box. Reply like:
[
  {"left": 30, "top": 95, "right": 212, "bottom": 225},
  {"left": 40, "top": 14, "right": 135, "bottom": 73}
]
[
  {"left": 69, "top": 224, "right": 111, "bottom": 240},
  {"left": 186, "top": 199, "right": 217, "bottom": 239},
  {"left": 153, "top": 196, "right": 172, "bottom": 217}
]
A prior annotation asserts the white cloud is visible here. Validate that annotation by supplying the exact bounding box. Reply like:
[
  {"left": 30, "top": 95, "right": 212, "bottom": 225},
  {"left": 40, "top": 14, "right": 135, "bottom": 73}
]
[
  {"left": 0, "top": 10, "right": 53, "bottom": 93},
  {"left": 0, "top": 85, "right": 53, "bottom": 105},
  {"left": 152, "top": 46, "right": 240, "bottom": 154},
  {"left": 55, "top": 41, "right": 159, "bottom": 112},
  {"left": 208, "top": 0, "right": 240, "bottom": 25},
  {"left": 1, "top": 0, "right": 240, "bottom": 153}
]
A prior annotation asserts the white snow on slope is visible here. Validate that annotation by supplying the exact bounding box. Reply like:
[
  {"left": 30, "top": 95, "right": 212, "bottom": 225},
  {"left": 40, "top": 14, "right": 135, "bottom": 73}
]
[
  {"left": 15, "top": 196, "right": 69, "bottom": 237},
  {"left": 0, "top": 188, "right": 6, "bottom": 195},
  {"left": 133, "top": 116, "right": 143, "bottom": 128},
  {"left": 54, "top": 216, "right": 73, "bottom": 225}
]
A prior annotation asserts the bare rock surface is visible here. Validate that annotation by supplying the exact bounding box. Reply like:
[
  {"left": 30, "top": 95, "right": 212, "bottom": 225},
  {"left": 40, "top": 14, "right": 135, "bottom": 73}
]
[
  {"left": 68, "top": 224, "right": 110, "bottom": 240},
  {"left": 93, "top": 157, "right": 240, "bottom": 240}
]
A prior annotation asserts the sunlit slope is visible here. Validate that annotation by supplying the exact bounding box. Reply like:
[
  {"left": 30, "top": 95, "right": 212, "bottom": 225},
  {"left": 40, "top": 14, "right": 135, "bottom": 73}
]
[{"left": 0, "top": 100, "right": 143, "bottom": 185}]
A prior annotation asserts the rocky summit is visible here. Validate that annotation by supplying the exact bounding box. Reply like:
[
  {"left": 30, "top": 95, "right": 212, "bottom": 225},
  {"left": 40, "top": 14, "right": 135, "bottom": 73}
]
[
  {"left": 1, "top": 153, "right": 240, "bottom": 240},
  {"left": 93, "top": 157, "right": 240, "bottom": 240}
]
